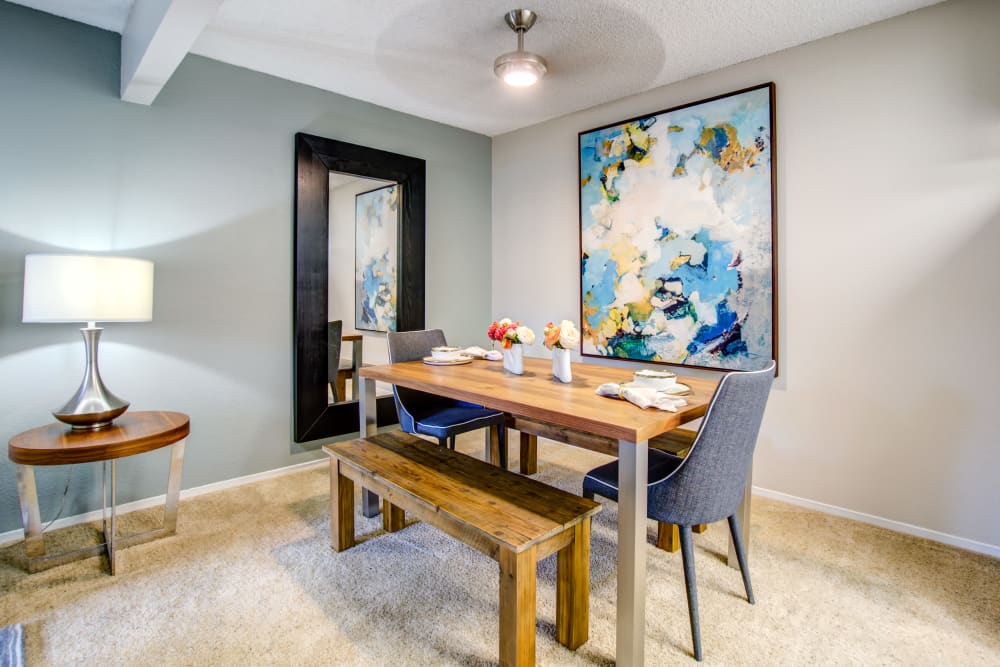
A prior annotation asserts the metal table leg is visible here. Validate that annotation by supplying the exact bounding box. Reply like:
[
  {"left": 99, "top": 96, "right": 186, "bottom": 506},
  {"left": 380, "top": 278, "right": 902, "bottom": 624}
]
[
  {"left": 15, "top": 465, "right": 44, "bottom": 561},
  {"left": 19, "top": 439, "right": 188, "bottom": 574},
  {"left": 163, "top": 439, "right": 186, "bottom": 533},
  {"left": 109, "top": 460, "right": 117, "bottom": 575},
  {"left": 359, "top": 376, "right": 380, "bottom": 518},
  {"left": 617, "top": 438, "right": 649, "bottom": 666},
  {"left": 350, "top": 338, "right": 363, "bottom": 402}
]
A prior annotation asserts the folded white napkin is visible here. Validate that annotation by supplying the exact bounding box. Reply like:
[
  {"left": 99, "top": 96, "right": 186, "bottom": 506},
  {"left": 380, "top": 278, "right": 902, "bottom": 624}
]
[
  {"left": 461, "top": 346, "right": 488, "bottom": 358},
  {"left": 595, "top": 383, "right": 688, "bottom": 412},
  {"left": 483, "top": 350, "right": 503, "bottom": 361}
]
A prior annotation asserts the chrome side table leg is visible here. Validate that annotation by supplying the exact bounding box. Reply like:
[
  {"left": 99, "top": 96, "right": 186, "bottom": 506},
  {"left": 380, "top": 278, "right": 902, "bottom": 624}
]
[
  {"left": 163, "top": 439, "right": 186, "bottom": 533},
  {"left": 15, "top": 465, "right": 45, "bottom": 562},
  {"left": 109, "top": 460, "right": 117, "bottom": 575}
]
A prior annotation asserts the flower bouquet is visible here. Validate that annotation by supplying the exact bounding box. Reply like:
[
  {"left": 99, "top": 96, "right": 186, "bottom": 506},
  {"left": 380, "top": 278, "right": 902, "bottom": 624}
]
[
  {"left": 487, "top": 318, "right": 535, "bottom": 374},
  {"left": 543, "top": 320, "right": 580, "bottom": 383}
]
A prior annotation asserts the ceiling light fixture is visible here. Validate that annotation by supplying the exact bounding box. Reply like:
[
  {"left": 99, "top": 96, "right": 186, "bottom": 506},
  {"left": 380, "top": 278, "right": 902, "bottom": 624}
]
[{"left": 494, "top": 9, "right": 547, "bottom": 87}]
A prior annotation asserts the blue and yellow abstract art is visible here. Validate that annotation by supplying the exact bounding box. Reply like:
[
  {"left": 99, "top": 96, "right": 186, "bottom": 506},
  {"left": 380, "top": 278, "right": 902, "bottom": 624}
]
[
  {"left": 579, "top": 84, "right": 776, "bottom": 371},
  {"left": 355, "top": 184, "right": 399, "bottom": 332}
]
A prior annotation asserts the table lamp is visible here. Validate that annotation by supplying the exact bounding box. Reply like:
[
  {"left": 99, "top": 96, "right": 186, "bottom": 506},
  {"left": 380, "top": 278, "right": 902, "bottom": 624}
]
[{"left": 22, "top": 254, "right": 154, "bottom": 430}]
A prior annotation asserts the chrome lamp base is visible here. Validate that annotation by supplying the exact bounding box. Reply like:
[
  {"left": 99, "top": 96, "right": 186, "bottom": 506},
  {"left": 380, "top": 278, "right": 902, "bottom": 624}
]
[{"left": 54, "top": 327, "right": 129, "bottom": 431}]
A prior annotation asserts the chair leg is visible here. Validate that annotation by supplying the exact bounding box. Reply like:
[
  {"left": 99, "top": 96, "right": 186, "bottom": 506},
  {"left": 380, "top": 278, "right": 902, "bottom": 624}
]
[
  {"left": 679, "top": 525, "right": 702, "bottom": 661},
  {"left": 582, "top": 489, "right": 595, "bottom": 501},
  {"left": 498, "top": 422, "right": 507, "bottom": 469},
  {"left": 656, "top": 522, "right": 680, "bottom": 553},
  {"left": 727, "top": 514, "right": 755, "bottom": 605},
  {"left": 487, "top": 424, "right": 507, "bottom": 469},
  {"left": 448, "top": 435, "right": 456, "bottom": 450},
  {"left": 437, "top": 437, "right": 447, "bottom": 448}
]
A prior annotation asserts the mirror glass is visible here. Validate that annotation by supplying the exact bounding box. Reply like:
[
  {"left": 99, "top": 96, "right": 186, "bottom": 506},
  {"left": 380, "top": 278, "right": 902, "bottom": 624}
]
[
  {"left": 327, "top": 172, "right": 395, "bottom": 405},
  {"left": 294, "top": 133, "right": 425, "bottom": 443}
]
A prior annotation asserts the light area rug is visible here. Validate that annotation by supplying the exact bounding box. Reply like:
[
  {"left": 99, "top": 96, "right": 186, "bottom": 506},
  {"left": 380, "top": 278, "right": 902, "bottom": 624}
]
[{"left": 0, "top": 434, "right": 998, "bottom": 666}]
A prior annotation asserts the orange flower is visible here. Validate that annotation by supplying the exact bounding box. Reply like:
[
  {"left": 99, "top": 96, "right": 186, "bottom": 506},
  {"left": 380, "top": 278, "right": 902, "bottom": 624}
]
[{"left": 543, "top": 322, "right": 561, "bottom": 349}]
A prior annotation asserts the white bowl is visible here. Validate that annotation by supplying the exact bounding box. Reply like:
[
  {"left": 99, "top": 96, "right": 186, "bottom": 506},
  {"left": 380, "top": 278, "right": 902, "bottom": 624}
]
[
  {"left": 632, "top": 369, "right": 677, "bottom": 390},
  {"left": 430, "top": 346, "right": 462, "bottom": 361}
]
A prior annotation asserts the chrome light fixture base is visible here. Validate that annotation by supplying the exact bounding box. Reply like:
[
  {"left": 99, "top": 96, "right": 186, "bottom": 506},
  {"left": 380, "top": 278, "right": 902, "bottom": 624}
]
[
  {"left": 504, "top": 9, "right": 537, "bottom": 33},
  {"left": 53, "top": 326, "right": 130, "bottom": 430},
  {"left": 494, "top": 8, "right": 547, "bottom": 87}
]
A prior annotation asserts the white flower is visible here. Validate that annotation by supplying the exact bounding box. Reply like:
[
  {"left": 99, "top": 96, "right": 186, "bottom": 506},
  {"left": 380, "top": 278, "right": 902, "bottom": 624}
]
[
  {"left": 498, "top": 318, "right": 513, "bottom": 327},
  {"left": 515, "top": 326, "right": 535, "bottom": 345},
  {"left": 558, "top": 320, "right": 581, "bottom": 349}
]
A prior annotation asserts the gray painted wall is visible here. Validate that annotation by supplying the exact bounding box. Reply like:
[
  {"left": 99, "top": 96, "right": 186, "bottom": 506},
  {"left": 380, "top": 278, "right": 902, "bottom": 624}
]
[{"left": 0, "top": 2, "right": 493, "bottom": 533}]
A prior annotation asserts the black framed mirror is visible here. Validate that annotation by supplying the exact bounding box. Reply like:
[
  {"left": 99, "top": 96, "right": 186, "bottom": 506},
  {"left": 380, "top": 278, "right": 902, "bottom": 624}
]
[{"left": 293, "top": 132, "right": 426, "bottom": 442}]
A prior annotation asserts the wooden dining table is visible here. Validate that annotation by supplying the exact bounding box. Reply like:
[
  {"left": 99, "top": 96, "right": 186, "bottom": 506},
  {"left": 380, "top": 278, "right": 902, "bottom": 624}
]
[{"left": 358, "top": 355, "right": 720, "bottom": 666}]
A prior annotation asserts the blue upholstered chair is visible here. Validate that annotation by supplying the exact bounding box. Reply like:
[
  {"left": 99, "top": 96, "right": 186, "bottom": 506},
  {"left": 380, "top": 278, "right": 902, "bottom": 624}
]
[
  {"left": 582, "top": 361, "right": 776, "bottom": 661},
  {"left": 387, "top": 329, "right": 508, "bottom": 468}
]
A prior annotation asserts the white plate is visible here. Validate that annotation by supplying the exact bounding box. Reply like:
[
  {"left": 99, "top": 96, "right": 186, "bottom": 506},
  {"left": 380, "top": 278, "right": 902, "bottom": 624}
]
[{"left": 422, "top": 356, "right": 472, "bottom": 366}]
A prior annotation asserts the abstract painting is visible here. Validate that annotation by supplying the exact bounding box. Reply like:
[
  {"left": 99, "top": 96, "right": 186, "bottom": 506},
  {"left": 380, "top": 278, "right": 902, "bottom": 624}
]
[
  {"left": 579, "top": 83, "right": 776, "bottom": 371},
  {"left": 355, "top": 183, "right": 399, "bottom": 332}
]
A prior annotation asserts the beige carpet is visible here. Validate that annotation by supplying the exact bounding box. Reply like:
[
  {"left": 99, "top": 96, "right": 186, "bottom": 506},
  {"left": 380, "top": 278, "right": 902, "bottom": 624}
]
[{"left": 1, "top": 433, "right": 998, "bottom": 666}]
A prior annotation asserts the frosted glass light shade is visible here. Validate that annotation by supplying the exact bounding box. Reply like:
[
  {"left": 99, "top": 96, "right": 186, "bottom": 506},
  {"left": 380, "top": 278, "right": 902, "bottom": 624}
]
[
  {"left": 23, "top": 254, "right": 154, "bottom": 323},
  {"left": 493, "top": 51, "right": 547, "bottom": 87}
]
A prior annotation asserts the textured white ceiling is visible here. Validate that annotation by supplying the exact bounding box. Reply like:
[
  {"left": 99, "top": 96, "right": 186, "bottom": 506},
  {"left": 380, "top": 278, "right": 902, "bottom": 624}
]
[{"left": 11, "top": 0, "right": 942, "bottom": 136}]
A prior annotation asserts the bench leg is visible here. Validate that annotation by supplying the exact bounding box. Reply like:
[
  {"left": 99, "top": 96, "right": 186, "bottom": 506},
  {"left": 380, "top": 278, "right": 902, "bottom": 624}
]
[
  {"left": 519, "top": 433, "right": 538, "bottom": 475},
  {"left": 556, "top": 519, "right": 591, "bottom": 650},
  {"left": 329, "top": 459, "right": 355, "bottom": 552},
  {"left": 499, "top": 545, "right": 537, "bottom": 667},
  {"left": 382, "top": 500, "right": 405, "bottom": 532}
]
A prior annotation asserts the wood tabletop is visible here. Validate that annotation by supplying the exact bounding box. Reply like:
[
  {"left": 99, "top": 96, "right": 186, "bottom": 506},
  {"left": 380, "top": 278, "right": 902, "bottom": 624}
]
[
  {"left": 8, "top": 411, "right": 190, "bottom": 465},
  {"left": 359, "top": 357, "right": 717, "bottom": 443}
]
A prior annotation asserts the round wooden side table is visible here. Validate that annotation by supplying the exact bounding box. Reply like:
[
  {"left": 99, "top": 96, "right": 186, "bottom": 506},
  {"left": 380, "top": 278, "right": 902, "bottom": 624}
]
[{"left": 8, "top": 410, "right": 190, "bottom": 574}]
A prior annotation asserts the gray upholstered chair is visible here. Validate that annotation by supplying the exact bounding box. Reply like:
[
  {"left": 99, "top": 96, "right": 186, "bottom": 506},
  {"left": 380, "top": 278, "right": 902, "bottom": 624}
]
[
  {"left": 387, "top": 329, "right": 508, "bottom": 468},
  {"left": 582, "top": 361, "right": 775, "bottom": 661}
]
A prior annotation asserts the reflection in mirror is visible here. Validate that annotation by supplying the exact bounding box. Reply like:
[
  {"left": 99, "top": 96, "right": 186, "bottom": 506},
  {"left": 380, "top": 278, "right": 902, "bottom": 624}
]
[
  {"left": 294, "top": 133, "right": 425, "bottom": 443},
  {"left": 327, "top": 173, "right": 396, "bottom": 404}
]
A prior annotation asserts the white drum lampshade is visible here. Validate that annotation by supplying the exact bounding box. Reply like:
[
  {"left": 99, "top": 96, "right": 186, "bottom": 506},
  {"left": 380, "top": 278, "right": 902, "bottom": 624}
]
[{"left": 22, "top": 254, "right": 154, "bottom": 430}]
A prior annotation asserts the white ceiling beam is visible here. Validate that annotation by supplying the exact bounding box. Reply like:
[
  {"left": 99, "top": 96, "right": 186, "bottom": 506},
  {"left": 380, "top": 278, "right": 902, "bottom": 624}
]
[{"left": 120, "top": 0, "right": 225, "bottom": 105}]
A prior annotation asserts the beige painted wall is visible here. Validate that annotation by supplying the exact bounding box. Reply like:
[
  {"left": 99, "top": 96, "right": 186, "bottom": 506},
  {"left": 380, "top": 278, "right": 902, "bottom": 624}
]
[{"left": 492, "top": 0, "right": 1000, "bottom": 552}]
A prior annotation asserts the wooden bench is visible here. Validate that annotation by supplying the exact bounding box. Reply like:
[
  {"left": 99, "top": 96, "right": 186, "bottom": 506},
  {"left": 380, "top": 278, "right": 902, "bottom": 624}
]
[
  {"left": 509, "top": 415, "right": 706, "bottom": 552},
  {"left": 323, "top": 430, "right": 601, "bottom": 667}
]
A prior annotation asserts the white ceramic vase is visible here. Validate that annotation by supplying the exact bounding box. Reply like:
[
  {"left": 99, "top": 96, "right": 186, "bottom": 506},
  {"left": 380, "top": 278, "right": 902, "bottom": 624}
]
[
  {"left": 502, "top": 344, "right": 524, "bottom": 375},
  {"left": 551, "top": 347, "right": 572, "bottom": 383}
]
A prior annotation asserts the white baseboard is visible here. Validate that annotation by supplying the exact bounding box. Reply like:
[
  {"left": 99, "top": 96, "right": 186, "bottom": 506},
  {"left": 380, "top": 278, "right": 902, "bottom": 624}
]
[
  {"left": 0, "top": 458, "right": 328, "bottom": 547},
  {"left": 752, "top": 486, "right": 1000, "bottom": 559},
  {"left": 4, "top": 464, "right": 996, "bottom": 560}
]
